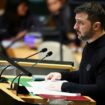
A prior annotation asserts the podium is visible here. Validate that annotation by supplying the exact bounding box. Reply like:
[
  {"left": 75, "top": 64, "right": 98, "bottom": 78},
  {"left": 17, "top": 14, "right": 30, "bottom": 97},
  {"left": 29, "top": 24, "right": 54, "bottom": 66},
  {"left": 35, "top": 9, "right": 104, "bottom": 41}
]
[{"left": 0, "top": 76, "right": 96, "bottom": 105}]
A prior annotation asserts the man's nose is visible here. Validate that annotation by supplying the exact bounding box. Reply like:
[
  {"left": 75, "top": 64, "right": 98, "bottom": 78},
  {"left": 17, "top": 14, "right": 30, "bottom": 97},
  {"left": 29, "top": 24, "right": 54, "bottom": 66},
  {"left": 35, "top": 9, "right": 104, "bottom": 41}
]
[{"left": 74, "top": 23, "right": 78, "bottom": 30}]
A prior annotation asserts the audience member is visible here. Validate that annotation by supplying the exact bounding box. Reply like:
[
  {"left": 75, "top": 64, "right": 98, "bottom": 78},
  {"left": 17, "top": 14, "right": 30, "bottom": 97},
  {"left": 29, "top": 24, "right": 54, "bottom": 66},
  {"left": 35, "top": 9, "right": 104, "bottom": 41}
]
[
  {"left": 0, "top": 0, "right": 42, "bottom": 41},
  {"left": 46, "top": 0, "right": 75, "bottom": 44}
]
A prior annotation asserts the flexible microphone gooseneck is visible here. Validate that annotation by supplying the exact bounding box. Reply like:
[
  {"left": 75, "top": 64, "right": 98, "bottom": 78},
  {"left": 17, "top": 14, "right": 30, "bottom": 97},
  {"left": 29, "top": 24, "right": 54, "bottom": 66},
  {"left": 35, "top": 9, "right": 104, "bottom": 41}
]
[
  {"left": 31, "top": 51, "right": 53, "bottom": 68},
  {"left": 0, "top": 48, "right": 47, "bottom": 80}
]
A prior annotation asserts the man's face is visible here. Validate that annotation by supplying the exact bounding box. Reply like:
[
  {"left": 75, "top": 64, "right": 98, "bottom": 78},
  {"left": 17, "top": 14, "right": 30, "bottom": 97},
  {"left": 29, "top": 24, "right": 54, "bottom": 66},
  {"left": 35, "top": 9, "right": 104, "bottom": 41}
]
[
  {"left": 74, "top": 12, "right": 95, "bottom": 41},
  {"left": 17, "top": 3, "right": 28, "bottom": 16},
  {"left": 47, "top": 0, "right": 62, "bottom": 14}
]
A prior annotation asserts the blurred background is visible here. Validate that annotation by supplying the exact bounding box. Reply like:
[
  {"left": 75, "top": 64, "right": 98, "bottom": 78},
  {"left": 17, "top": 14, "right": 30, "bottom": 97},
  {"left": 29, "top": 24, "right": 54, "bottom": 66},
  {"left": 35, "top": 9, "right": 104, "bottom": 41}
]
[{"left": 0, "top": 0, "right": 105, "bottom": 73}]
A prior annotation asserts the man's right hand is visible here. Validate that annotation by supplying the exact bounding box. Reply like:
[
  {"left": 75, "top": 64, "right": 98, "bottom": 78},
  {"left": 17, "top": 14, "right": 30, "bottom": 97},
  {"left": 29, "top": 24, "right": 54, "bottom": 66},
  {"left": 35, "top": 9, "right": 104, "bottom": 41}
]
[{"left": 45, "top": 72, "right": 62, "bottom": 81}]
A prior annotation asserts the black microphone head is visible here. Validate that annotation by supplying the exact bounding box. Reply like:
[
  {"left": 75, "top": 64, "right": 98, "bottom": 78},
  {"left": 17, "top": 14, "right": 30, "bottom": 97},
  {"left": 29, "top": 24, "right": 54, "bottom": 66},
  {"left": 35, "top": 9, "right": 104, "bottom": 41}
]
[
  {"left": 46, "top": 51, "right": 53, "bottom": 57},
  {"left": 40, "top": 48, "right": 47, "bottom": 53}
]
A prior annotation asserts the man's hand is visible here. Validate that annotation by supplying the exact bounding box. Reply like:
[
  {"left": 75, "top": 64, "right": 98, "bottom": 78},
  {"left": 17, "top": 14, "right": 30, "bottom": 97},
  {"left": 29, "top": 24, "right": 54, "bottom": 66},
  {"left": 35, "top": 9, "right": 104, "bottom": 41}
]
[{"left": 45, "top": 72, "right": 62, "bottom": 81}]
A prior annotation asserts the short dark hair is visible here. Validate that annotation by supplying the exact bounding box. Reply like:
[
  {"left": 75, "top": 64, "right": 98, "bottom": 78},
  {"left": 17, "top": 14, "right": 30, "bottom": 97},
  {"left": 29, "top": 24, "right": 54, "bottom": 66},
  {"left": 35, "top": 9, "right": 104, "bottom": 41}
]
[{"left": 74, "top": 2, "right": 105, "bottom": 29}]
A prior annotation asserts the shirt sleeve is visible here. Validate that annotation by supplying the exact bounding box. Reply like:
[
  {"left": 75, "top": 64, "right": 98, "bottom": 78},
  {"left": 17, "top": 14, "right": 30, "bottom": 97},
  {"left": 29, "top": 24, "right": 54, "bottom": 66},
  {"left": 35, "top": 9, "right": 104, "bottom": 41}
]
[
  {"left": 61, "top": 70, "right": 79, "bottom": 83},
  {"left": 61, "top": 59, "right": 105, "bottom": 99}
]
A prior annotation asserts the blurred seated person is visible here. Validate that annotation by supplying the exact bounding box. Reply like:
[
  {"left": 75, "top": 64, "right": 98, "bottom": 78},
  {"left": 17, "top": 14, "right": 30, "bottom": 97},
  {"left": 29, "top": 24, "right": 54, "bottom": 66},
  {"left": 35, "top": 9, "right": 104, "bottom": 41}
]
[
  {"left": 0, "top": 0, "right": 42, "bottom": 41},
  {"left": 46, "top": 0, "right": 76, "bottom": 45},
  {"left": 0, "top": 0, "right": 6, "bottom": 40}
]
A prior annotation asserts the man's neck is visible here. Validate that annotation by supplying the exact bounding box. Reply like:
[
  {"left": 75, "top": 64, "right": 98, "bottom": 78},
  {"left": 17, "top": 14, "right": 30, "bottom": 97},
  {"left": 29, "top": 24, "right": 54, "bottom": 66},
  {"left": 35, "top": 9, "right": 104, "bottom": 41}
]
[{"left": 88, "top": 30, "right": 105, "bottom": 43}]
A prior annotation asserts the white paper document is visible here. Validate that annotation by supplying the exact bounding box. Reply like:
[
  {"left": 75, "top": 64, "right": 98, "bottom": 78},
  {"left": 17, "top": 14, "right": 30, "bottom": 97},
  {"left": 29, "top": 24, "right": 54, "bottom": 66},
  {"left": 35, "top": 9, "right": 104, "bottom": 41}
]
[{"left": 26, "top": 81, "right": 81, "bottom": 96}]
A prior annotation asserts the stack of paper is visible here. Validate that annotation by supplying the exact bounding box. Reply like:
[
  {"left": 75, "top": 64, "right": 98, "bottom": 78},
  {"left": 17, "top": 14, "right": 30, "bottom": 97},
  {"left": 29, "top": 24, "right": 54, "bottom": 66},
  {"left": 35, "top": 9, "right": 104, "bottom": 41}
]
[{"left": 26, "top": 81, "right": 81, "bottom": 96}]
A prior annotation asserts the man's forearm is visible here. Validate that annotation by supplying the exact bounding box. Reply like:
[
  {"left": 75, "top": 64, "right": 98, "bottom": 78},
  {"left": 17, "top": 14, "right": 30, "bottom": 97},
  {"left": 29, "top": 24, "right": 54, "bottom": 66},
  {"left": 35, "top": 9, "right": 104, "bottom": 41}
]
[
  {"left": 61, "top": 70, "right": 79, "bottom": 83},
  {"left": 62, "top": 82, "right": 97, "bottom": 98}
]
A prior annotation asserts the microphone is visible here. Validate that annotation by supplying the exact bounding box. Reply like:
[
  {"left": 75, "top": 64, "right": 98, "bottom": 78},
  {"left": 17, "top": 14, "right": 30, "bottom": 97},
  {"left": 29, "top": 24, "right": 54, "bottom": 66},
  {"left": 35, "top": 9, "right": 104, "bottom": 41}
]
[
  {"left": 0, "top": 48, "right": 47, "bottom": 81},
  {"left": 25, "top": 48, "right": 47, "bottom": 59},
  {"left": 46, "top": 51, "right": 53, "bottom": 57},
  {"left": 31, "top": 51, "right": 53, "bottom": 68}
]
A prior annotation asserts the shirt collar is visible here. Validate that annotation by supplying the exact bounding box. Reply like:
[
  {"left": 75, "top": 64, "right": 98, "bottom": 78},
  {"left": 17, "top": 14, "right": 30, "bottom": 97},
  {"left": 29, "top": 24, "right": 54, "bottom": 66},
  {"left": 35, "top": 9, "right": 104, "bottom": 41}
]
[{"left": 87, "top": 30, "right": 105, "bottom": 43}]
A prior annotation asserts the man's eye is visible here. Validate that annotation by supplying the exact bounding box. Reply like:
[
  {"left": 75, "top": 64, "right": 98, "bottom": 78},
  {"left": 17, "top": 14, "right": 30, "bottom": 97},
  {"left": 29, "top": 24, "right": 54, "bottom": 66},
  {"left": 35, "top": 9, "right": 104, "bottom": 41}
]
[{"left": 78, "top": 21, "right": 84, "bottom": 25}]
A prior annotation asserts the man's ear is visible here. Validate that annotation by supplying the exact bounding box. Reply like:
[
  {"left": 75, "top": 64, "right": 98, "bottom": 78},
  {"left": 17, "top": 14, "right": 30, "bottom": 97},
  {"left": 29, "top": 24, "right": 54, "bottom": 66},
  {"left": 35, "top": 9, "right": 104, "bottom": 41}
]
[{"left": 93, "top": 22, "right": 101, "bottom": 31}]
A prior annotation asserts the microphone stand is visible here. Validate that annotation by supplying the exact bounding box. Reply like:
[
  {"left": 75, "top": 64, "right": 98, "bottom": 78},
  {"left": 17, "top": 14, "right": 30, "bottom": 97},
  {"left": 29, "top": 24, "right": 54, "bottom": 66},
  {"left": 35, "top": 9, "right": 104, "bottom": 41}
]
[
  {"left": 10, "top": 72, "right": 23, "bottom": 89},
  {"left": 10, "top": 72, "right": 29, "bottom": 96},
  {"left": 16, "top": 73, "right": 23, "bottom": 96}
]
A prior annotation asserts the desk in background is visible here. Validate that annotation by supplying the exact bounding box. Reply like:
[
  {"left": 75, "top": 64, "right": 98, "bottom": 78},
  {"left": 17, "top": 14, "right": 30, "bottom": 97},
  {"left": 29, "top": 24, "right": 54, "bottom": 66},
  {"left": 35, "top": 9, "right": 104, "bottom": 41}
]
[
  {"left": 7, "top": 43, "right": 82, "bottom": 65},
  {"left": 10, "top": 46, "right": 39, "bottom": 59}
]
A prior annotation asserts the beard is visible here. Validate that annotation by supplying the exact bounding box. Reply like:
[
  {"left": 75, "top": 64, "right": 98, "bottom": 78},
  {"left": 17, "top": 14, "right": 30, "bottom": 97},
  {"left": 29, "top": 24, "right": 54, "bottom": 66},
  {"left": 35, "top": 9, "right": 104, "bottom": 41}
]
[{"left": 77, "top": 28, "right": 95, "bottom": 41}]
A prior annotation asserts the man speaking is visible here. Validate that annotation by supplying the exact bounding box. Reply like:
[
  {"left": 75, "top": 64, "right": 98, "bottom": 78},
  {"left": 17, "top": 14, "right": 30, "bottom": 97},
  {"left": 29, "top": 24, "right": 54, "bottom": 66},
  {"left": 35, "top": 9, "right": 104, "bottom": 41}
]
[{"left": 46, "top": 2, "right": 105, "bottom": 105}]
